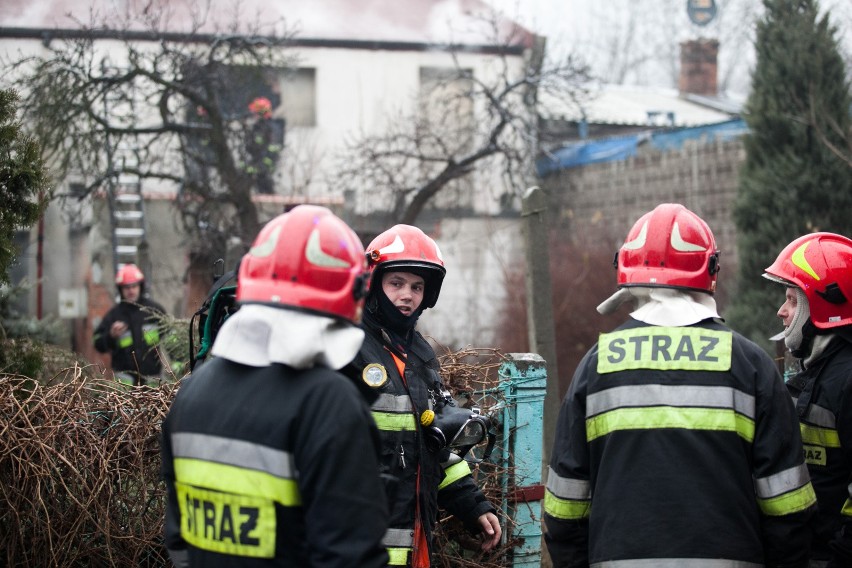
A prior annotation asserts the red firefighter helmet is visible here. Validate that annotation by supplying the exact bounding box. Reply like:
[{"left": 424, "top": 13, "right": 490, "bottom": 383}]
[
  {"left": 237, "top": 205, "right": 370, "bottom": 323},
  {"left": 763, "top": 232, "right": 852, "bottom": 329},
  {"left": 365, "top": 224, "right": 446, "bottom": 309},
  {"left": 115, "top": 264, "right": 145, "bottom": 286},
  {"left": 617, "top": 203, "right": 720, "bottom": 293}
]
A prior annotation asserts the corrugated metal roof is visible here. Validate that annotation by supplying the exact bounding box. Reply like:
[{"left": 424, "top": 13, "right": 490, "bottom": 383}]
[{"left": 540, "top": 83, "right": 743, "bottom": 128}]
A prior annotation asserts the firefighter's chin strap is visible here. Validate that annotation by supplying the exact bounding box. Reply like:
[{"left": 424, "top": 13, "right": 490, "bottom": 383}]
[
  {"left": 210, "top": 304, "right": 365, "bottom": 370},
  {"left": 597, "top": 286, "right": 720, "bottom": 327}
]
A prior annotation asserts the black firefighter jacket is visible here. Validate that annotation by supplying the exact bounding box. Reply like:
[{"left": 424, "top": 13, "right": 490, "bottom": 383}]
[
  {"left": 348, "top": 315, "right": 495, "bottom": 566},
  {"left": 544, "top": 317, "right": 816, "bottom": 568},
  {"left": 93, "top": 296, "right": 166, "bottom": 379},
  {"left": 786, "top": 335, "right": 852, "bottom": 564},
  {"left": 160, "top": 357, "right": 390, "bottom": 568}
]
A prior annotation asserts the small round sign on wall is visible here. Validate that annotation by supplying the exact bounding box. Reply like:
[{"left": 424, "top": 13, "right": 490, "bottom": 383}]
[{"left": 687, "top": 0, "right": 717, "bottom": 26}]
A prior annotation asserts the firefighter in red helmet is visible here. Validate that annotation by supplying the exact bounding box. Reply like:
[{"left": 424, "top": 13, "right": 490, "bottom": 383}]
[
  {"left": 346, "top": 224, "right": 501, "bottom": 567},
  {"left": 161, "top": 205, "right": 388, "bottom": 567},
  {"left": 544, "top": 203, "right": 815, "bottom": 567},
  {"left": 765, "top": 232, "right": 852, "bottom": 566},
  {"left": 93, "top": 263, "right": 167, "bottom": 386}
]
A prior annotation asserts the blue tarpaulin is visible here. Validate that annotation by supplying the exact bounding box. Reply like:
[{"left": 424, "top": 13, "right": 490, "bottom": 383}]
[{"left": 537, "top": 119, "right": 748, "bottom": 176}]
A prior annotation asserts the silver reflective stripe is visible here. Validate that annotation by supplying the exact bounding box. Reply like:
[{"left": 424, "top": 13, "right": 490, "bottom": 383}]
[
  {"left": 587, "top": 385, "right": 755, "bottom": 419},
  {"left": 592, "top": 559, "right": 762, "bottom": 568},
  {"left": 372, "top": 393, "right": 414, "bottom": 413},
  {"left": 804, "top": 403, "right": 836, "bottom": 428},
  {"left": 171, "top": 432, "right": 296, "bottom": 478},
  {"left": 545, "top": 466, "right": 591, "bottom": 500},
  {"left": 755, "top": 463, "right": 811, "bottom": 499},
  {"left": 383, "top": 528, "right": 414, "bottom": 547}
]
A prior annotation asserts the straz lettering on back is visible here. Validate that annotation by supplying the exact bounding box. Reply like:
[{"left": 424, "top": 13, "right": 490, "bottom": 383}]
[{"left": 597, "top": 327, "right": 733, "bottom": 373}]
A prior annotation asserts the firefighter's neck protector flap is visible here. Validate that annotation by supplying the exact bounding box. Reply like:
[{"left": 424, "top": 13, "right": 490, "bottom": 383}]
[
  {"left": 597, "top": 286, "right": 719, "bottom": 327},
  {"left": 211, "top": 304, "right": 365, "bottom": 370}
]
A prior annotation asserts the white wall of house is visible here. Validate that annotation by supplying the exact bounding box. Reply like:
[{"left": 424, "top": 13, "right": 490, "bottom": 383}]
[{"left": 1, "top": 0, "right": 536, "bottom": 355}]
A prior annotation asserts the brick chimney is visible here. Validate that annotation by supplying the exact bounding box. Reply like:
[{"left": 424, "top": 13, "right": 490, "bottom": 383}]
[{"left": 679, "top": 39, "right": 719, "bottom": 96}]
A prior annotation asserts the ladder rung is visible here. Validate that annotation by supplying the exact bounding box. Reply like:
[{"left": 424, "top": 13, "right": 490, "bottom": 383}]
[
  {"left": 115, "top": 193, "right": 141, "bottom": 203},
  {"left": 114, "top": 210, "right": 143, "bottom": 220},
  {"left": 116, "top": 228, "right": 145, "bottom": 237},
  {"left": 116, "top": 245, "right": 138, "bottom": 255}
]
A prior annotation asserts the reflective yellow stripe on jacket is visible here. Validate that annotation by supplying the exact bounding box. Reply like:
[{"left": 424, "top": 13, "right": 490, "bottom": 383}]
[
  {"left": 543, "top": 467, "right": 591, "bottom": 520},
  {"left": 371, "top": 393, "right": 417, "bottom": 431},
  {"left": 170, "top": 432, "right": 301, "bottom": 558},
  {"left": 753, "top": 464, "right": 816, "bottom": 516},
  {"left": 383, "top": 527, "right": 413, "bottom": 566},
  {"left": 438, "top": 459, "right": 472, "bottom": 490},
  {"left": 585, "top": 384, "right": 756, "bottom": 442},
  {"left": 796, "top": 401, "right": 841, "bottom": 449}
]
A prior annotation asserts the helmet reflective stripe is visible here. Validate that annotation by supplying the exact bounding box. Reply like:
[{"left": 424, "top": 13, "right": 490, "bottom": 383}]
[
  {"left": 378, "top": 234, "right": 405, "bottom": 256},
  {"left": 306, "top": 228, "right": 351, "bottom": 268},
  {"left": 249, "top": 225, "right": 280, "bottom": 258},
  {"left": 671, "top": 222, "right": 706, "bottom": 252},
  {"left": 791, "top": 242, "right": 820, "bottom": 281},
  {"left": 623, "top": 221, "right": 647, "bottom": 250}
]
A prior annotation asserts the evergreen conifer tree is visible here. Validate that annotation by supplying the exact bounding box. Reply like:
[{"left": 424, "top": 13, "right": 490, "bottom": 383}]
[
  {"left": 728, "top": 0, "right": 852, "bottom": 350},
  {"left": 0, "top": 88, "right": 49, "bottom": 283}
]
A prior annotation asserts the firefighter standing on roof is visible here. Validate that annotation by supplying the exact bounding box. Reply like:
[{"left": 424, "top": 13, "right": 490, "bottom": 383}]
[
  {"left": 160, "top": 205, "right": 389, "bottom": 568},
  {"left": 764, "top": 232, "right": 852, "bottom": 567},
  {"left": 346, "top": 225, "right": 501, "bottom": 567},
  {"left": 93, "top": 263, "right": 167, "bottom": 386},
  {"left": 543, "top": 203, "right": 816, "bottom": 567}
]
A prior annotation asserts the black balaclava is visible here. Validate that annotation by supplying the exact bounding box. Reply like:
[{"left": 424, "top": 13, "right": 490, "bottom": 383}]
[{"left": 365, "top": 269, "right": 429, "bottom": 347}]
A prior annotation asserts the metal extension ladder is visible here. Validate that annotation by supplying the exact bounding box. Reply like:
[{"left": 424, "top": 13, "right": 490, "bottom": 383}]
[{"left": 106, "top": 140, "right": 148, "bottom": 276}]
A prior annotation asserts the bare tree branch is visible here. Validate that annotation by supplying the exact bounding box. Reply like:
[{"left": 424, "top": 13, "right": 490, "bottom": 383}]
[
  {"left": 335, "top": 11, "right": 589, "bottom": 225},
  {"left": 5, "top": 1, "right": 300, "bottom": 265}
]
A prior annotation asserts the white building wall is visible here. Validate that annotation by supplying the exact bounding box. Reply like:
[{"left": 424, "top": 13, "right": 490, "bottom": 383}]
[
  {"left": 1, "top": 0, "right": 534, "bottom": 351},
  {"left": 418, "top": 216, "right": 524, "bottom": 348}
]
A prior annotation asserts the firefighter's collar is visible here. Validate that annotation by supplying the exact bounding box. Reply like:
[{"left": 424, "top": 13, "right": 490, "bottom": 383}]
[
  {"left": 211, "top": 304, "right": 365, "bottom": 370},
  {"left": 598, "top": 287, "right": 719, "bottom": 327}
]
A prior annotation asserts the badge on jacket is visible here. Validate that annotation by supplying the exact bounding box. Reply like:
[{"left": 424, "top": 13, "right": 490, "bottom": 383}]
[{"left": 362, "top": 363, "right": 388, "bottom": 388}]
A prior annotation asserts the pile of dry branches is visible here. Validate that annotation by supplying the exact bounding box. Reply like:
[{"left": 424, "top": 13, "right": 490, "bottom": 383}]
[
  {"left": 0, "top": 346, "right": 533, "bottom": 568},
  {"left": 0, "top": 368, "right": 173, "bottom": 567},
  {"left": 432, "top": 346, "right": 526, "bottom": 568}
]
